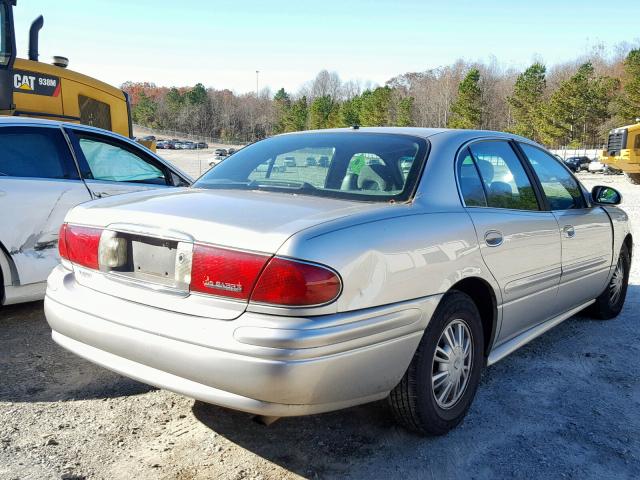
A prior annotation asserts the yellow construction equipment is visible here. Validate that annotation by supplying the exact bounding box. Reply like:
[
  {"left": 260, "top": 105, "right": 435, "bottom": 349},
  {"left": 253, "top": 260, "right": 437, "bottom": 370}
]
[
  {"left": 0, "top": 1, "right": 154, "bottom": 148},
  {"left": 599, "top": 121, "right": 640, "bottom": 184}
]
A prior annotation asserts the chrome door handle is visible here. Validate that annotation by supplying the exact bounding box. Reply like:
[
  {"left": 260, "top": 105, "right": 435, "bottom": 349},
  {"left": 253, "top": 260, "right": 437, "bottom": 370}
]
[
  {"left": 563, "top": 225, "right": 576, "bottom": 238},
  {"left": 484, "top": 230, "right": 503, "bottom": 247}
]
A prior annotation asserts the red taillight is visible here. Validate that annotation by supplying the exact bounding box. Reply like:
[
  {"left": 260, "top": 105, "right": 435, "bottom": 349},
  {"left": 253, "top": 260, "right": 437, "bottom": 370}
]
[
  {"left": 59, "top": 223, "right": 102, "bottom": 269},
  {"left": 58, "top": 223, "right": 69, "bottom": 259},
  {"left": 190, "top": 244, "right": 269, "bottom": 300},
  {"left": 250, "top": 257, "right": 341, "bottom": 306}
]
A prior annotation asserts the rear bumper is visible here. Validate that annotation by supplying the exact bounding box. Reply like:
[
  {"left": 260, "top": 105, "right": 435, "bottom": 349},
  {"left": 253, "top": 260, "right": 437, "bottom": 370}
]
[{"left": 45, "top": 265, "right": 439, "bottom": 416}]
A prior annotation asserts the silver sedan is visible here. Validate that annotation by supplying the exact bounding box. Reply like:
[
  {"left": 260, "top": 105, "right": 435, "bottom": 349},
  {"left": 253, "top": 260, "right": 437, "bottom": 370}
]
[{"left": 45, "top": 127, "right": 633, "bottom": 435}]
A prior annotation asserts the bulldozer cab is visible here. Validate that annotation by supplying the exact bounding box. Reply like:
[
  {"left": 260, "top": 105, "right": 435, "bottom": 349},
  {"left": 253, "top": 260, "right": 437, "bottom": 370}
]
[
  {"left": 600, "top": 122, "right": 640, "bottom": 183},
  {"left": 0, "top": 0, "right": 136, "bottom": 141}
]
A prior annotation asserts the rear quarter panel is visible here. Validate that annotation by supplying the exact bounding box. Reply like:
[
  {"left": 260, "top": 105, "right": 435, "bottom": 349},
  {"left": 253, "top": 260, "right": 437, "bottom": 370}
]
[
  {"left": 603, "top": 206, "right": 632, "bottom": 265},
  {"left": 269, "top": 207, "right": 498, "bottom": 316}
]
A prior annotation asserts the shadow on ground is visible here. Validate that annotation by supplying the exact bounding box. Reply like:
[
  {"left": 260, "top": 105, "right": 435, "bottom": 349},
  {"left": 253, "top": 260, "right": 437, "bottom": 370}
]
[{"left": 0, "top": 301, "right": 154, "bottom": 403}]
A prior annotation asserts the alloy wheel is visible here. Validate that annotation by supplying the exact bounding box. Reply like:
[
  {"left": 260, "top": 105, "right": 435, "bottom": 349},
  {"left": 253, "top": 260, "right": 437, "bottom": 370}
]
[
  {"left": 431, "top": 319, "right": 473, "bottom": 409},
  {"left": 609, "top": 256, "right": 625, "bottom": 306}
]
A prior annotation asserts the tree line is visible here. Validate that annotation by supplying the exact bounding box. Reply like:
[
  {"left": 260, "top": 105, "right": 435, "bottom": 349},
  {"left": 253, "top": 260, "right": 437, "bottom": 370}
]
[{"left": 124, "top": 45, "right": 640, "bottom": 147}]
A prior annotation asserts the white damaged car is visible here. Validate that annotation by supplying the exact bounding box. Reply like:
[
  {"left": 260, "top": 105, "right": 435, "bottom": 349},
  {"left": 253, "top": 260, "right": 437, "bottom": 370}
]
[{"left": 0, "top": 118, "right": 191, "bottom": 305}]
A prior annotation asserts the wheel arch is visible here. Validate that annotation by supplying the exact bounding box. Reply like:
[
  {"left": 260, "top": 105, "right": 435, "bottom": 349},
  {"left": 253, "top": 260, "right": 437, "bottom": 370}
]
[
  {"left": 449, "top": 277, "right": 498, "bottom": 358},
  {"left": 0, "top": 239, "right": 22, "bottom": 298},
  {"left": 624, "top": 233, "right": 633, "bottom": 260}
]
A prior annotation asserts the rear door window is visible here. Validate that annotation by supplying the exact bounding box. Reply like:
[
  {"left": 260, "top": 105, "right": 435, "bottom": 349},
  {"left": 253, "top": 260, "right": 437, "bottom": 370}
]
[
  {"left": 458, "top": 148, "right": 487, "bottom": 207},
  {"left": 0, "top": 126, "right": 77, "bottom": 179}
]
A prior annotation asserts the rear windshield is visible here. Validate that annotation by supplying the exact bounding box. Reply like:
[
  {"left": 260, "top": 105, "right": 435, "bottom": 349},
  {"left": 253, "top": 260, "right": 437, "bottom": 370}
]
[{"left": 194, "top": 132, "right": 428, "bottom": 202}]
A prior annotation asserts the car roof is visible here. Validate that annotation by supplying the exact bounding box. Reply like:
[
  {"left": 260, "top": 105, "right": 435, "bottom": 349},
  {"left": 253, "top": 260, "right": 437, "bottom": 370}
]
[
  {"left": 278, "top": 126, "right": 533, "bottom": 144},
  {"left": 0, "top": 116, "right": 121, "bottom": 136}
]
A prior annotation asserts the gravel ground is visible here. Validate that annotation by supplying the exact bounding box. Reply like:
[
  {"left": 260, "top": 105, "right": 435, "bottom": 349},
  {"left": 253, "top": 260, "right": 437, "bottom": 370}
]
[{"left": 1, "top": 173, "right": 638, "bottom": 480}]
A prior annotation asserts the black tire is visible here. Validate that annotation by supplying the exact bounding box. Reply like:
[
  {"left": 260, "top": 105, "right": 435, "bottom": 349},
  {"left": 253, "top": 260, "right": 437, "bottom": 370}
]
[
  {"left": 388, "top": 291, "right": 484, "bottom": 436},
  {"left": 626, "top": 173, "right": 640, "bottom": 185},
  {"left": 586, "top": 244, "right": 631, "bottom": 320}
]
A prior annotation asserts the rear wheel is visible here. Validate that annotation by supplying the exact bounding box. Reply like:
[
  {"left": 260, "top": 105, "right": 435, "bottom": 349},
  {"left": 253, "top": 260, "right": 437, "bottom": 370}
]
[
  {"left": 586, "top": 244, "right": 631, "bottom": 319},
  {"left": 388, "top": 291, "right": 484, "bottom": 435}
]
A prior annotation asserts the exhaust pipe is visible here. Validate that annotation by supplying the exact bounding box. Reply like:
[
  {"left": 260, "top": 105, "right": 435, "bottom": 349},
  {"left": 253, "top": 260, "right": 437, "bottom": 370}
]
[
  {"left": 252, "top": 415, "right": 281, "bottom": 426},
  {"left": 28, "top": 15, "right": 44, "bottom": 61}
]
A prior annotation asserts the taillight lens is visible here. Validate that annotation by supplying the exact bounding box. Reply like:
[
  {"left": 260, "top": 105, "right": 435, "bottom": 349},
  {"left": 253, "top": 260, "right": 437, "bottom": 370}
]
[
  {"left": 58, "top": 223, "right": 69, "bottom": 259},
  {"left": 250, "top": 257, "right": 341, "bottom": 306},
  {"left": 190, "top": 244, "right": 269, "bottom": 300},
  {"left": 58, "top": 223, "right": 102, "bottom": 269}
]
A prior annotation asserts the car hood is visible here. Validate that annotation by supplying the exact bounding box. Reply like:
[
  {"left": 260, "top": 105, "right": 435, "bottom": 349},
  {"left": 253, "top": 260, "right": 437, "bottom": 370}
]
[{"left": 65, "top": 187, "right": 386, "bottom": 253}]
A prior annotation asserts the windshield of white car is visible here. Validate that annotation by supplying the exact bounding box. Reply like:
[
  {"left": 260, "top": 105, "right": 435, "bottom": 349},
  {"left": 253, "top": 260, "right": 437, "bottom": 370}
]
[{"left": 194, "top": 132, "right": 428, "bottom": 202}]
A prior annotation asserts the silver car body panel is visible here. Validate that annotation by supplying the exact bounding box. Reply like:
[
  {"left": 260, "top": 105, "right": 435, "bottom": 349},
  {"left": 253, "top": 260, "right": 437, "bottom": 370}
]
[
  {"left": 465, "top": 208, "right": 562, "bottom": 343},
  {"left": 44, "top": 127, "right": 632, "bottom": 417}
]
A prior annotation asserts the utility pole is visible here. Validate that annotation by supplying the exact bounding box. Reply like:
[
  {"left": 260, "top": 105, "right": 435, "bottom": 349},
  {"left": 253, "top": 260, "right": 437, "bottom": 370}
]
[{"left": 256, "top": 70, "right": 259, "bottom": 97}]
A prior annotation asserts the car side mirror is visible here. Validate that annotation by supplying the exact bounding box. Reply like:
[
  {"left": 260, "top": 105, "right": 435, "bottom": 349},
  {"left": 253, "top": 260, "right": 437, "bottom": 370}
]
[
  {"left": 591, "top": 185, "right": 621, "bottom": 205},
  {"left": 170, "top": 172, "right": 191, "bottom": 187}
]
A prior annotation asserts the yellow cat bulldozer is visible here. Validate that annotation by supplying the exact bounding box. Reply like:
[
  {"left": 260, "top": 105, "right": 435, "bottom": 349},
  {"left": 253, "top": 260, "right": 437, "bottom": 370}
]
[
  {"left": 0, "top": 0, "right": 154, "bottom": 149},
  {"left": 599, "top": 121, "right": 640, "bottom": 184}
]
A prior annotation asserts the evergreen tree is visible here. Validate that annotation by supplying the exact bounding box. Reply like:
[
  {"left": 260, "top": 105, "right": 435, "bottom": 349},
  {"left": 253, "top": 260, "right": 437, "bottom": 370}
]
[
  {"left": 615, "top": 49, "right": 640, "bottom": 124},
  {"left": 309, "top": 95, "right": 336, "bottom": 129},
  {"left": 132, "top": 92, "right": 157, "bottom": 126},
  {"left": 359, "top": 87, "right": 391, "bottom": 126},
  {"left": 273, "top": 88, "right": 291, "bottom": 134},
  {"left": 508, "top": 63, "right": 546, "bottom": 141},
  {"left": 283, "top": 96, "right": 308, "bottom": 132},
  {"left": 396, "top": 97, "right": 414, "bottom": 126},
  {"left": 185, "top": 83, "right": 207, "bottom": 105},
  {"left": 448, "top": 68, "right": 483, "bottom": 129},
  {"left": 339, "top": 97, "right": 361, "bottom": 127},
  {"left": 165, "top": 87, "right": 183, "bottom": 116},
  {"left": 542, "top": 63, "right": 617, "bottom": 146}
]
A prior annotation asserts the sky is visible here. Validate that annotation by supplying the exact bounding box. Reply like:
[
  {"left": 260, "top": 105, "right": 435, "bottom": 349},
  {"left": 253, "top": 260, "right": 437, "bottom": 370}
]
[{"left": 12, "top": 0, "right": 640, "bottom": 94}]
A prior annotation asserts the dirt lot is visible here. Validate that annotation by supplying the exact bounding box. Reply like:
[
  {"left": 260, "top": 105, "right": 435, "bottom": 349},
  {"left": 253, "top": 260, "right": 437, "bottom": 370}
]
[{"left": 1, "top": 173, "right": 639, "bottom": 480}]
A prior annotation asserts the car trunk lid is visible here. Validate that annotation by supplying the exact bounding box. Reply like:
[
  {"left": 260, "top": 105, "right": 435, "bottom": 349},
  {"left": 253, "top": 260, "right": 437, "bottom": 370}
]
[{"left": 64, "top": 188, "right": 383, "bottom": 319}]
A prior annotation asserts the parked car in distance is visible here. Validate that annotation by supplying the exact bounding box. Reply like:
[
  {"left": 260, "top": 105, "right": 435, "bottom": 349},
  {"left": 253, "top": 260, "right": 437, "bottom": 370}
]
[
  {"left": 214, "top": 148, "right": 228, "bottom": 156},
  {"left": 46, "top": 127, "right": 632, "bottom": 435},
  {"left": 588, "top": 159, "right": 606, "bottom": 173},
  {"left": 197, "top": 142, "right": 208, "bottom": 149},
  {"left": 284, "top": 156, "right": 296, "bottom": 167},
  {"left": 318, "top": 155, "right": 330, "bottom": 167},
  {"left": 173, "top": 142, "right": 183, "bottom": 149},
  {"left": 227, "top": 148, "right": 237, "bottom": 155},
  {"left": 208, "top": 155, "right": 226, "bottom": 167},
  {"left": 0, "top": 118, "right": 192, "bottom": 306},
  {"left": 566, "top": 156, "right": 591, "bottom": 171},
  {"left": 563, "top": 157, "right": 582, "bottom": 172},
  {"left": 305, "top": 156, "right": 317, "bottom": 166}
]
